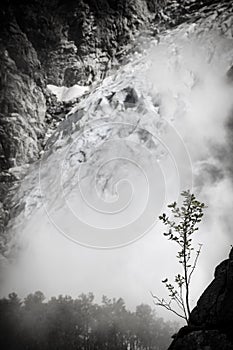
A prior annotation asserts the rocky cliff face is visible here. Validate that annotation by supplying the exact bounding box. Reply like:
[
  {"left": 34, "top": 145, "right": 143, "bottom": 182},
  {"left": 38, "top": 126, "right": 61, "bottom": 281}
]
[
  {"left": 0, "top": 0, "right": 161, "bottom": 247},
  {"left": 1, "top": 2, "right": 233, "bottom": 348},
  {"left": 1, "top": 0, "right": 203, "bottom": 176},
  {"left": 1, "top": 0, "right": 233, "bottom": 251},
  {"left": 169, "top": 248, "right": 233, "bottom": 350}
]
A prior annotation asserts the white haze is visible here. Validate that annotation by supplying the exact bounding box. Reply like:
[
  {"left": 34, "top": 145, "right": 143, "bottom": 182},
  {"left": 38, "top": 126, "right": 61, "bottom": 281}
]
[{"left": 1, "top": 25, "right": 233, "bottom": 322}]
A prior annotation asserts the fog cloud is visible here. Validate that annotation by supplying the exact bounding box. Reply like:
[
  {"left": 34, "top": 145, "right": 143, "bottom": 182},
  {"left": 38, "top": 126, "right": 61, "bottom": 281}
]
[{"left": 1, "top": 27, "right": 233, "bottom": 322}]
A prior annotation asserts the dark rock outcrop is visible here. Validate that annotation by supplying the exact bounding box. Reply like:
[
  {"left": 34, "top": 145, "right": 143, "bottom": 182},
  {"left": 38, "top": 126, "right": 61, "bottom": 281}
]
[
  {"left": 168, "top": 248, "right": 233, "bottom": 350},
  {"left": 0, "top": 0, "right": 157, "bottom": 170}
]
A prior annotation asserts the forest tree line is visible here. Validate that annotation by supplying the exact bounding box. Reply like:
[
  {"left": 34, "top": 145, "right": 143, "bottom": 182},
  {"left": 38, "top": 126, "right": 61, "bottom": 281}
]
[{"left": 0, "top": 291, "right": 178, "bottom": 350}]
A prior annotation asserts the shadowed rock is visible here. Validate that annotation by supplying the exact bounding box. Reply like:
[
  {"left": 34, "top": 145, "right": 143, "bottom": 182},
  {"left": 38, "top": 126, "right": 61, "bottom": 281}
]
[{"left": 168, "top": 248, "right": 233, "bottom": 350}]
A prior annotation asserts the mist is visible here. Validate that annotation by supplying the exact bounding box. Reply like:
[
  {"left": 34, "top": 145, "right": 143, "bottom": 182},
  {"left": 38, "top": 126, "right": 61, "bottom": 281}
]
[{"left": 1, "top": 25, "right": 233, "bottom": 323}]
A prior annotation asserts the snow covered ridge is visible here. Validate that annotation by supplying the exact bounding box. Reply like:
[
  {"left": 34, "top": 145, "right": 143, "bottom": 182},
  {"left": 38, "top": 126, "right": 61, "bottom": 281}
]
[{"left": 47, "top": 84, "right": 89, "bottom": 102}]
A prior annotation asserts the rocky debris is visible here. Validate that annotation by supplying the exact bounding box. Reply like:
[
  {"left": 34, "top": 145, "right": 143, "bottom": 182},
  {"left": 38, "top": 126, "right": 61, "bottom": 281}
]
[
  {"left": 44, "top": 89, "right": 82, "bottom": 125},
  {"left": 168, "top": 248, "right": 233, "bottom": 349},
  {"left": 41, "top": 83, "right": 143, "bottom": 152}
]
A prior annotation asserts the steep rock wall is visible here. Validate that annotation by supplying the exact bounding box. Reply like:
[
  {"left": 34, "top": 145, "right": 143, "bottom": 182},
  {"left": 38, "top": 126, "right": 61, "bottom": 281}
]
[
  {"left": 0, "top": 0, "right": 232, "bottom": 255},
  {"left": 169, "top": 248, "right": 233, "bottom": 350},
  {"left": 0, "top": 0, "right": 160, "bottom": 245}
]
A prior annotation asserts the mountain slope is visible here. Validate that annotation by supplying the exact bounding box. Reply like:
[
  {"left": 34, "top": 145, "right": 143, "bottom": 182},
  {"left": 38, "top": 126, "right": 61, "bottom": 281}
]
[{"left": 1, "top": 2, "right": 233, "bottom": 349}]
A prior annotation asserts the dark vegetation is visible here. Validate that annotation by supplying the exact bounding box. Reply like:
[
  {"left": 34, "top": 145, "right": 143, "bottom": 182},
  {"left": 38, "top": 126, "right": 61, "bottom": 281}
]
[{"left": 0, "top": 291, "right": 178, "bottom": 350}]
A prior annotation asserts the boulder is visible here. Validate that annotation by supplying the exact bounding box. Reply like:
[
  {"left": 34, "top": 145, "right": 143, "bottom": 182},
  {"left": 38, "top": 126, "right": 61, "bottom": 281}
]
[{"left": 168, "top": 248, "right": 233, "bottom": 350}]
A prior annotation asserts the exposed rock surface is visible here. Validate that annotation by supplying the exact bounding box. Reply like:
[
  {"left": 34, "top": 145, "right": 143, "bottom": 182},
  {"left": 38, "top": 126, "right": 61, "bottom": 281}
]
[
  {"left": 1, "top": 0, "right": 233, "bottom": 244},
  {"left": 1, "top": 0, "right": 232, "bottom": 169},
  {"left": 0, "top": 0, "right": 163, "bottom": 242},
  {"left": 168, "top": 248, "right": 233, "bottom": 350},
  {"left": 1, "top": 2, "right": 233, "bottom": 348}
]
